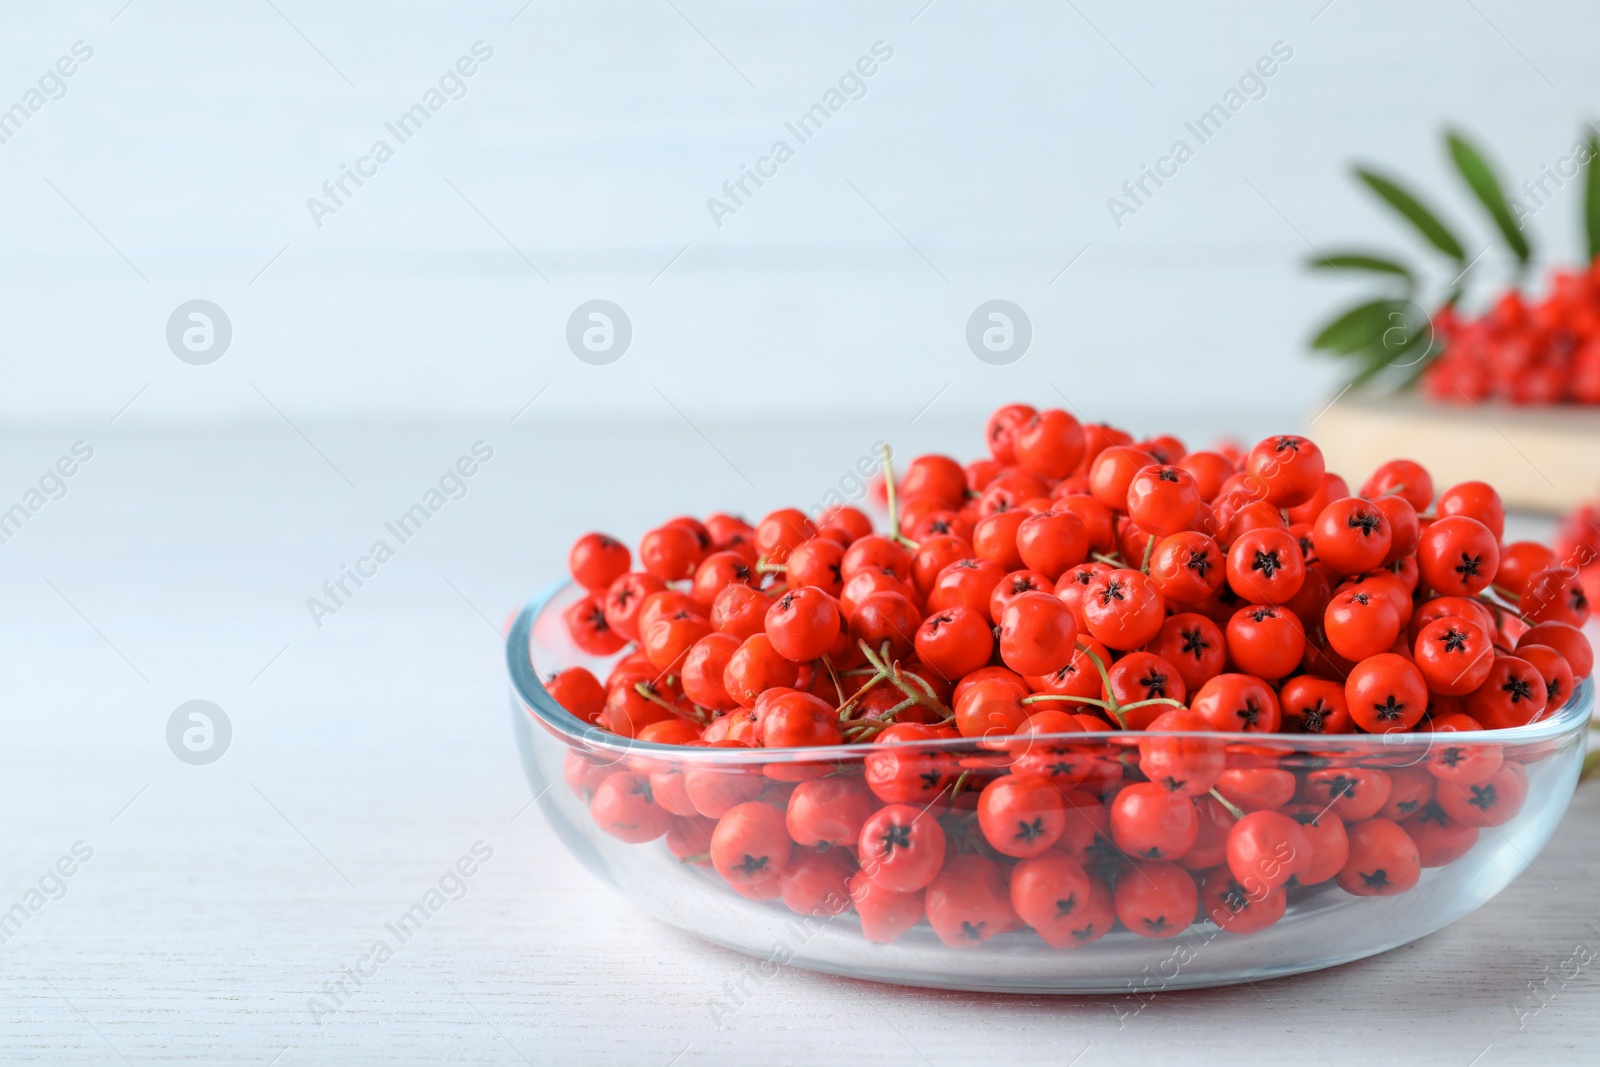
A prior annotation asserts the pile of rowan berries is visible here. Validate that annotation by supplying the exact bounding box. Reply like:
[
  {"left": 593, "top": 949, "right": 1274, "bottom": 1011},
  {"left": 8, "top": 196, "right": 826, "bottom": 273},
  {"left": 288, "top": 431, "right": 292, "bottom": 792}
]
[
  {"left": 543, "top": 403, "right": 1592, "bottom": 946},
  {"left": 1422, "top": 260, "right": 1600, "bottom": 404}
]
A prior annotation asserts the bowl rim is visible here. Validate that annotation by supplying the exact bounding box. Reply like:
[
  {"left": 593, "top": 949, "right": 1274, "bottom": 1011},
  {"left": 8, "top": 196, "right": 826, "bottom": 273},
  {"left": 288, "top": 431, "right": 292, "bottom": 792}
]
[{"left": 509, "top": 580, "right": 1595, "bottom": 764}]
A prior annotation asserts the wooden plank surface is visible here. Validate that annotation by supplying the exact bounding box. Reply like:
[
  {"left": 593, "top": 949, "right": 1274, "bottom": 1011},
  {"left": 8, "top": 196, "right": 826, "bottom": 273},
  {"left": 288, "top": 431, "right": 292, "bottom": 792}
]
[
  {"left": 1315, "top": 393, "right": 1600, "bottom": 513},
  {"left": 1, "top": 423, "right": 1596, "bottom": 1065}
]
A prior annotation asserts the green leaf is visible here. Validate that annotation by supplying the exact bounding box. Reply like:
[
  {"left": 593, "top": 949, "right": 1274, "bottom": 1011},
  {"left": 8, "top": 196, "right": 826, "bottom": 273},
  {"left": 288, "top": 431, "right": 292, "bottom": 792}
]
[
  {"left": 1310, "top": 298, "right": 1404, "bottom": 354},
  {"left": 1447, "top": 130, "right": 1531, "bottom": 265},
  {"left": 1585, "top": 131, "right": 1600, "bottom": 262},
  {"left": 1356, "top": 168, "right": 1467, "bottom": 261},
  {"left": 1306, "top": 252, "right": 1414, "bottom": 281}
]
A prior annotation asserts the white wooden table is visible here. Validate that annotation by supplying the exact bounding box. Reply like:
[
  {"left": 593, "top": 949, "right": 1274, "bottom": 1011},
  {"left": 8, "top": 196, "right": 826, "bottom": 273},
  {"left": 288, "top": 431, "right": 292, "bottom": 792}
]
[{"left": 1, "top": 421, "right": 1595, "bottom": 1065}]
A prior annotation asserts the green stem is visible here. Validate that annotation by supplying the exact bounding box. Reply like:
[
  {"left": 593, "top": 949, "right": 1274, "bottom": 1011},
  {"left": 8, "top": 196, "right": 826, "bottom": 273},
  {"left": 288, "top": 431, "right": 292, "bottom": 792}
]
[
  {"left": 633, "top": 682, "right": 707, "bottom": 724},
  {"left": 1080, "top": 648, "right": 1127, "bottom": 730},
  {"left": 880, "top": 443, "right": 918, "bottom": 549},
  {"left": 1208, "top": 788, "right": 1246, "bottom": 821},
  {"left": 1091, "top": 552, "right": 1125, "bottom": 568},
  {"left": 857, "top": 639, "right": 949, "bottom": 715},
  {"left": 1021, "top": 693, "right": 1114, "bottom": 711},
  {"left": 1118, "top": 697, "right": 1185, "bottom": 715},
  {"left": 1140, "top": 535, "right": 1156, "bottom": 574}
]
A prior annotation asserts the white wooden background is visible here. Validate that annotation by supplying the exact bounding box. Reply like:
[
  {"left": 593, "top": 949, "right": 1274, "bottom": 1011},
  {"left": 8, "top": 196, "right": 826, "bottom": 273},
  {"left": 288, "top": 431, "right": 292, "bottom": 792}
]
[{"left": 0, "top": 420, "right": 1596, "bottom": 1064}]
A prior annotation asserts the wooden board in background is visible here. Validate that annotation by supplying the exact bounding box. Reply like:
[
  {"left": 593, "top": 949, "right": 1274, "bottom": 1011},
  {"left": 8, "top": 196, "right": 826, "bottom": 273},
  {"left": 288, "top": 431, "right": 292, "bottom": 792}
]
[{"left": 1313, "top": 393, "right": 1600, "bottom": 514}]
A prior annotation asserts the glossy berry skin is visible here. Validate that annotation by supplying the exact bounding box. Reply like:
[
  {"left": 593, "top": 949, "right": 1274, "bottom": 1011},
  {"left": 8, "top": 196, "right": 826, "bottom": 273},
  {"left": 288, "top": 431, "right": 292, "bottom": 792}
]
[
  {"left": 680, "top": 633, "right": 740, "bottom": 711},
  {"left": 1280, "top": 803, "right": 1349, "bottom": 885},
  {"left": 1200, "top": 868, "right": 1287, "bottom": 935},
  {"left": 1082, "top": 568, "right": 1165, "bottom": 650},
  {"left": 1465, "top": 656, "right": 1548, "bottom": 729},
  {"left": 1517, "top": 621, "right": 1593, "bottom": 679},
  {"left": 1008, "top": 853, "right": 1094, "bottom": 949},
  {"left": 765, "top": 587, "right": 842, "bottom": 662},
  {"left": 999, "top": 591, "right": 1079, "bottom": 677},
  {"left": 1346, "top": 653, "right": 1429, "bottom": 733},
  {"left": 1403, "top": 801, "right": 1480, "bottom": 868},
  {"left": 849, "top": 873, "right": 926, "bottom": 944},
  {"left": 1110, "top": 782, "right": 1198, "bottom": 861},
  {"left": 755, "top": 508, "right": 817, "bottom": 564},
  {"left": 638, "top": 524, "right": 702, "bottom": 581},
  {"left": 1498, "top": 541, "right": 1559, "bottom": 598},
  {"left": 1113, "top": 861, "right": 1198, "bottom": 940},
  {"left": 912, "top": 535, "right": 974, "bottom": 598},
  {"left": 986, "top": 403, "right": 1037, "bottom": 464},
  {"left": 816, "top": 505, "right": 872, "bottom": 544},
  {"left": 1014, "top": 408, "right": 1087, "bottom": 479},
  {"left": 842, "top": 535, "right": 913, "bottom": 583},
  {"left": 569, "top": 533, "right": 632, "bottom": 592},
  {"left": 1089, "top": 447, "right": 1158, "bottom": 512},
  {"left": 1177, "top": 795, "right": 1237, "bottom": 872},
  {"left": 1436, "top": 762, "right": 1527, "bottom": 827},
  {"left": 914, "top": 605, "right": 995, "bottom": 681},
  {"left": 1225, "top": 605, "right": 1305, "bottom": 680},
  {"left": 1246, "top": 435, "right": 1326, "bottom": 507},
  {"left": 1126, "top": 465, "right": 1203, "bottom": 537},
  {"left": 785, "top": 777, "right": 874, "bottom": 850},
  {"left": 1416, "top": 516, "right": 1500, "bottom": 597},
  {"left": 1191, "top": 673, "right": 1281, "bottom": 732},
  {"left": 1361, "top": 459, "right": 1434, "bottom": 513},
  {"left": 1146, "top": 613, "right": 1227, "bottom": 693},
  {"left": 1277, "top": 674, "right": 1354, "bottom": 734},
  {"left": 723, "top": 634, "right": 800, "bottom": 706},
  {"left": 858, "top": 804, "right": 947, "bottom": 892},
  {"left": 953, "top": 678, "right": 1029, "bottom": 742},
  {"left": 1148, "top": 531, "right": 1226, "bottom": 607},
  {"left": 990, "top": 570, "right": 1055, "bottom": 624},
  {"left": 925, "top": 854, "right": 1019, "bottom": 949},
  {"left": 971, "top": 511, "right": 1029, "bottom": 571},
  {"left": 1214, "top": 767, "right": 1296, "bottom": 814},
  {"left": 689, "top": 551, "right": 757, "bottom": 607},
  {"left": 589, "top": 773, "right": 674, "bottom": 843},
  {"left": 604, "top": 571, "right": 668, "bottom": 643},
  {"left": 1521, "top": 566, "right": 1590, "bottom": 627},
  {"left": 1412, "top": 616, "right": 1494, "bottom": 697},
  {"left": 710, "top": 585, "right": 772, "bottom": 641},
  {"left": 840, "top": 569, "right": 918, "bottom": 621},
  {"left": 784, "top": 538, "right": 846, "bottom": 598},
  {"left": 546, "top": 667, "right": 607, "bottom": 723},
  {"left": 900, "top": 453, "right": 967, "bottom": 508},
  {"left": 564, "top": 593, "right": 628, "bottom": 656},
  {"left": 850, "top": 591, "right": 921, "bottom": 661},
  {"left": 1518, "top": 643, "right": 1575, "bottom": 712},
  {"left": 1311, "top": 498, "right": 1392, "bottom": 576},
  {"left": 1424, "top": 714, "right": 1502, "bottom": 786},
  {"left": 928, "top": 558, "right": 1008, "bottom": 617},
  {"left": 760, "top": 691, "right": 842, "bottom": 749},
  {"left": 1335, "top": 818, "right": 1420, "bottom": 897},
  {"left": 1105, "top": 652, "right": 1187, "bottom": 719},
  {"left": 1323, "top": 588, "right": 1401, "bottom": 662},
  {"left": 977, "top": 774, "right": 1067, "bottom": 857},
  {"left": 1436, "top": 480, "right": 1506, "bottom": 541},
  {"left": 1226, "top": 811, "right": 1311, "bottom": 892},
  {"left": 863, "top": 724, "right": 959, "bottom": 804},
  {"left": 1055, "top": 495, "right": 1116, "bottom": 554},
  {"left": 1137, "top": 709, "right": 1225, "bottom": 795},
  {"left": 1015, "top": 510, "right": 1090, "bottom": 580},
  {"left": 1303, "top": 767, "right": 1392, "bottom": 822},
  {"left": 780, "top": 851, "right": 854, "bottom": 917},
  {"left": 711, "top": 802, "right": 792, "bottom": 897},
  {"left": 1373, "top": 495, "right": 1420, "bottom": 564},
  {"left": 1378, "top": 767, "right": 1436, "bottom": 822},
  {"left": 642, "top": 610, "right": 713, "bottom": 672}
]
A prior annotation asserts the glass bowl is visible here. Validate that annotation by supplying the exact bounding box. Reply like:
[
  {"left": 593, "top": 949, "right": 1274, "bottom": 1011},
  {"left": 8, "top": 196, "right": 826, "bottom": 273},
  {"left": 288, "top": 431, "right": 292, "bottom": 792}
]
[{"left": 508, "top": 581, "right": 1592, "bottom": 993}]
